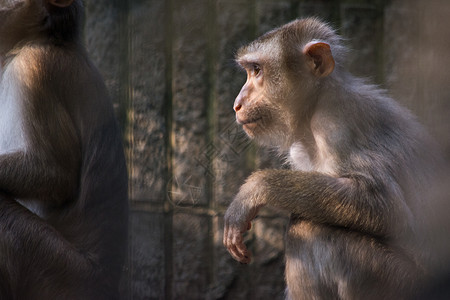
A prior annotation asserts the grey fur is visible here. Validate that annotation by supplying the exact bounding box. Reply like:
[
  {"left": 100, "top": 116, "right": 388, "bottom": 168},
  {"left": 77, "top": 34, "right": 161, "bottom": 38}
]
[{"left": 224, "top": 18, "right": 442, "bottom": 299}]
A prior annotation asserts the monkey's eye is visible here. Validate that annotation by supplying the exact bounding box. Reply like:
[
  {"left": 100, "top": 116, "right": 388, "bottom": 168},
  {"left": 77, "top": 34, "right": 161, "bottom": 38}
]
[{"left": 251, "top": 64, "right": 262, "bottom": 77}]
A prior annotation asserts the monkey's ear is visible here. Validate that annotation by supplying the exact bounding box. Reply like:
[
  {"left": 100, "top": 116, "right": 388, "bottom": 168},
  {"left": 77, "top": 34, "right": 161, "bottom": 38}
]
[
  {"left": 303, "top": 42, "right": 335, "bottom": 77},
  {"left": 47, "top": 0, "right": 74, "bottom": 8}
]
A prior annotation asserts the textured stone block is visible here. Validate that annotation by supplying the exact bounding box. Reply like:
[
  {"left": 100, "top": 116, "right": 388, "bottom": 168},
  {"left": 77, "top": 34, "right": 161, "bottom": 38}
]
[
  {"left": 417, "top": 0, "right": 450, "bottom": 146},
  {"left": 383, "top": 1, "right": 421, "bottom": 109},
  {"left": 384, "top": 0, "right": 450, "bottom": 152},
  {"left": 256, "top": 0, "right": 295, "bottom": 35},
  {"left": 298, "top": 2, "right": 338, "bottom": 22},
  {"left": 129, "top": 211, "right": 166, "bottom": 299},
  {"left": 172, "top": 213, "right": 211, "bottom": 298},
  {"left": 170, "top": 0, "right": 210, "bottom": 206},
  {"left": 84, "top": 0, "right": 123, "bottom": 109},
  {"left": 129, "top": 0, "right": 168, "bottom": 202},
  {"left": 341, "top": 4, "right": 383, "bottom": 82}
]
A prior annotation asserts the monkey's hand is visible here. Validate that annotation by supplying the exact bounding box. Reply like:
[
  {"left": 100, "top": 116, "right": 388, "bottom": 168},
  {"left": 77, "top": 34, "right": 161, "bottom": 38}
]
[
  {"left": 223, "top": 177, "right": 263, "bottom": 264},
  {"left": 223, "top": 201, "right": 258, "bottom": 264}
]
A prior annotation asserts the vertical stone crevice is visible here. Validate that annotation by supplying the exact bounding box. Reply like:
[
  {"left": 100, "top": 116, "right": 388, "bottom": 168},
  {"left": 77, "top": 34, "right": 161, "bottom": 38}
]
[
  {"left": 118, "top": 2, "right": 132, "bottom": 298},
  {"left": 164, "top": 0, "right": 174, "bottom": 298},
  {"left": 206, "top": 0, "right": 218, "bottom": 291}
]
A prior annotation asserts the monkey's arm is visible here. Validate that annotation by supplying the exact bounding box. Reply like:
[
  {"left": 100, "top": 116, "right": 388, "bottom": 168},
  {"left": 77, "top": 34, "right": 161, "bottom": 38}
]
[
  {"left": 0, "top": 49, "right": 82, "bottom": 204},
  {"left": 0, "top": 150, "right": 79, "bottom": 203},
  {"left": 0, "top": 193, "right": 103, "bottom": 298},
  {"left": 0, "top": 103, "right": 81, "bottom": 203},
  {"left": 224, "top": 169, "right": 410, "bottom": 263}
]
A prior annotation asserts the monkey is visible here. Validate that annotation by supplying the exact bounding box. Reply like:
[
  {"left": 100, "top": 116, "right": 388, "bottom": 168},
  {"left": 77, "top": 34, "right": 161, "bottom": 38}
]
[
  {"left": 0, "top": 0, "right": 128, "bottom": 299},
  {"left": 223, "top": 18, "right": 444, "bottom": 299}
]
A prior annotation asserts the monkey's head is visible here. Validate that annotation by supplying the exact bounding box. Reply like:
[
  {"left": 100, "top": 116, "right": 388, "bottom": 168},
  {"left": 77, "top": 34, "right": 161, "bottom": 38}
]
[
  {"left": 234, "top": 18, "right": 345, "bottom": 149},
  {"left": 0, "top": 0, "right": 83, "bottom": 55}
]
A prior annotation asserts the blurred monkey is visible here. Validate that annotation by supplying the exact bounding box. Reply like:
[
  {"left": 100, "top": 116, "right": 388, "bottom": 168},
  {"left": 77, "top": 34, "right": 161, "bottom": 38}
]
[{"left": 0, "top": 0, "right": 128, "bottom": 299}]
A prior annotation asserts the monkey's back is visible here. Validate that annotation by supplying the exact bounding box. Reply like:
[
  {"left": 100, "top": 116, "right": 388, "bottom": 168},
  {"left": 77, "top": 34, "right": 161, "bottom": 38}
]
[{"left": 285, "top": 74, "right": 440, "bottom": 299}]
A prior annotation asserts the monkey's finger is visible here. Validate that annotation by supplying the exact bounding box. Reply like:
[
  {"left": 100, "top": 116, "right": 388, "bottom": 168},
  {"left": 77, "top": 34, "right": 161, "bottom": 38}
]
[
  {"left": 223, "top": 225, "right": 236, "bottom": 252},
  {"left": 223, "top": 225, "right": 228, "bottom": 247},
  {"left": 235, "top": 241, "right": 251, "bottom": 262},
  {"left": 224, "top": 226, "right": 250, "bottom": 263},
  {"left": 224, "top": 232, "right": 243, "bottom": 261},
  {"left": 223, "top": 224, "right": 238, "bottom": 247},
  {"left": 228, "top": 243, "right": 251, "bottom": 264},
  {"left": 223, "top": 221, "right": 234, "bottom": 247},
  {"left": 228, "top": 244, "right": 245, "bottom": 263},
  {"left": 231, "top": 232, "right": 252, "bottom": 263}
]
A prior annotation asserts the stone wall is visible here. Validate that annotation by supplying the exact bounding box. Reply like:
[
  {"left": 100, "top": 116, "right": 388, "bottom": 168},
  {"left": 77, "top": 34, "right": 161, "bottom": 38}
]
[{"left": 83, "top": 0, "right": 450, "bottom": 299}]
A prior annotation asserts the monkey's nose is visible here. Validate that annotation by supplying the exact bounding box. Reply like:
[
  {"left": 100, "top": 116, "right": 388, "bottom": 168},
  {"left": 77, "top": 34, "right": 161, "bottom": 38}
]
[{"left": 234, "top": 104, "right": 242, "bottom": 112}]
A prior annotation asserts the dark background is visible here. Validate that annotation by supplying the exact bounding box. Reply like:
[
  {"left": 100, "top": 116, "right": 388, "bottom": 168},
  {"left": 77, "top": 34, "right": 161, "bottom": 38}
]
[{"left": 83, "top": 0, "right": 450, "bottom": 299}]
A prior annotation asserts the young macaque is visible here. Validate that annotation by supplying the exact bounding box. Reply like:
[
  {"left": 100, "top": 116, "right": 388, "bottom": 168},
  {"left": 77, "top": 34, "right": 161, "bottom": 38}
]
[
  {"left": 0, "top": 0, "right": 127, "bottom": 299},
  {"left": 223, "top": 18, "right": 443, "bottom": 299}
]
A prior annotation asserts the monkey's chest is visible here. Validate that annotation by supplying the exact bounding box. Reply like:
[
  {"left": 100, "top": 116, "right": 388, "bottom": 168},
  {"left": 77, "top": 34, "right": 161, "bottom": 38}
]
[
  {"left": 288, "top": 141, "right": 337, "bottom": 175},
  {"left": 0, "top": 80, "right": 27, "bottom": 154}
]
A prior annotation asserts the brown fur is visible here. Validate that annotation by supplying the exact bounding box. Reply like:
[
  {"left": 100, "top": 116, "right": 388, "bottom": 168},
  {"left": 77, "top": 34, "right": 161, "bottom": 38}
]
[
  {"left": 0, "top": 1, "right": 128, "bottom": 299},
  {"left": 224, "top": 18, "right": 442, "bottom": 299}
]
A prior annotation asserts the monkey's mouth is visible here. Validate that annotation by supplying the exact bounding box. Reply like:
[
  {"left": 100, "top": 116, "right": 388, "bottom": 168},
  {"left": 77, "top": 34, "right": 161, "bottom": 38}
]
[
  {"left": 236, "top": 117, "right": 262, "bottom": 126},
  {"left": 237, "top": 117, "right": 262, "bottom": 135}
]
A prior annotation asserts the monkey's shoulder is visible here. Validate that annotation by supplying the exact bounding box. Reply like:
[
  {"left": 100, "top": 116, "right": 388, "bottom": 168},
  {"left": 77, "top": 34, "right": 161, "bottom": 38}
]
[
  {"left": 8, "top": 43, "right": 91, "bottom": 79},
  {"left": 7, "top": 44, "right": 110, "bottom": 106}
]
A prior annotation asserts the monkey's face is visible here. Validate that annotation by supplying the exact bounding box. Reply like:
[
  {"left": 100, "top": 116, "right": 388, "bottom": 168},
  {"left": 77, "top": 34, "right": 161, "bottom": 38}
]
[
  {"left": 233, "top": 29, "right": 336, "bottom": 148},
  {"left": 234, "top": 56, "right": 289, "bottom": 146},
  {"left": 234, "top": 63, "right": 266, "bottom": 136}
]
